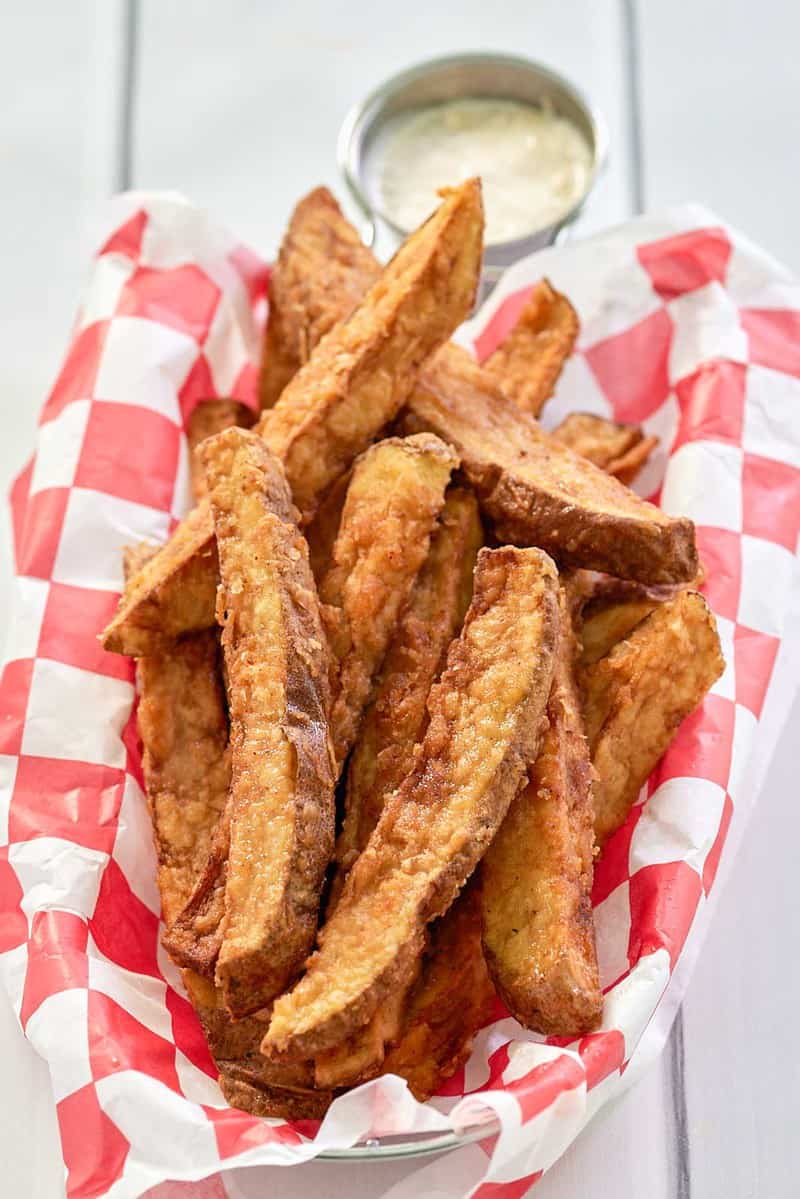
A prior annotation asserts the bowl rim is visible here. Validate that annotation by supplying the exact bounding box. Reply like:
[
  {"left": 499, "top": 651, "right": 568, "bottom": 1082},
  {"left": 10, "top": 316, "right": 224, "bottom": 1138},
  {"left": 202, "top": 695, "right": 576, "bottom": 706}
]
[{"left": 337, "top": 50, "right": 610, "bottom": 250}]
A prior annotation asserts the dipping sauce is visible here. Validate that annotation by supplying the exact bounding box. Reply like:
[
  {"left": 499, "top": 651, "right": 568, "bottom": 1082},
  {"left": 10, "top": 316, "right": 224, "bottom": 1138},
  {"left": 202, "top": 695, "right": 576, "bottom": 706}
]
[{"left": 376, "top": 97, "right": 592, "bottom": 244}]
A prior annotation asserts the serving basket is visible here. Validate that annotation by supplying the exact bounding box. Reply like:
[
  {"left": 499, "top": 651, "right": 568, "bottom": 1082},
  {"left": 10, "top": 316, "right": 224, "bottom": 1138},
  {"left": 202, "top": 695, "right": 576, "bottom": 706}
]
[{"left": 1, "top": 194, "right": 798, "bottom": 1198}]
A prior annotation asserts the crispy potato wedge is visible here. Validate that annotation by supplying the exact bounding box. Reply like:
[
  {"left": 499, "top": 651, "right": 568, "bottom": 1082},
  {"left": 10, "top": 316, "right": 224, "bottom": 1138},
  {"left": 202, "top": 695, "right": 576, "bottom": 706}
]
[
  {"left": 382, "top": 885, "right": 495, "bottom": 1102},
  {"left": 103, "top": 501, "right": 218, "bottom": 655},
  {"left": 202, "top": 427, "right": 336, "bottom": 1018},
  {"left": 161, "top": 804, "right": 229, "bottom": 976},
  {"left": 320, "top": 433, "right": 458, "bottom": 768},
  {"left": 258, "top": 187, "right": 380, "bottom": 411},
  {"left": 484, "top": 280, "right": 579, "bottom": 416},
  {"left": 331, "top": 486, "right": 482, "bottom": 901},
  {"left": 187, "top": 399, "right": 255, "bottom": 501},
  {"left": 584, "top": 590, "right": 724, "bottom": 847},
  {"left": 579, "top": 596, "right": 661, "bottom": 668},
  {"left": 127, "top": 539, "right": 229, "bottom": 930},
  {"left": 137, "top": 633, "right": 230, "bottom": 928},
  {"left": 219, "top": 1067, "right": 333, "bottom": 1121},
  {"left": 254, "top": 179, "right": 482, "bottom": 521},
  {"left": 480, "top": 589, "right": 602, "bottom": 1035},
  {"left": 264, "top": 546, "right": 559, "bottom": 1058},
  {"left": 551, "top": 412, "right": 659, "bottom": 485},
  {"left": 403, "top": 344, "right": 698, "bottom": 585},
  {"left": 101, "top": 181, "right": 483, "bottom": 657},
  {"left": 247, "top": 187, "right": 698, "bottom": 587},
  {"left": 313, "top": 972, "right": 418, "bottom": 1089},
  {"left": 183, "top": 966, "right": 331, "bottom": 1116}
]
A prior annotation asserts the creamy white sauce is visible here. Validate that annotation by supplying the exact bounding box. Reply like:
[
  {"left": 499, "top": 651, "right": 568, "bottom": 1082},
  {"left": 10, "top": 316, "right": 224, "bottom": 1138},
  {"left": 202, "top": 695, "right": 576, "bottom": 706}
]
[{"left": 376, "top": 97, "right": 592, "bottom": 244}]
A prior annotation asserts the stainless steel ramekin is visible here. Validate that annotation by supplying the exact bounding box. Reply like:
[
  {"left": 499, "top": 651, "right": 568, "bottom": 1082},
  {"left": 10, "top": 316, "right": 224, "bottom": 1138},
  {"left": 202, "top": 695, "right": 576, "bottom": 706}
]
[{"left": 338, "top": 52, "right": 608, "bottom": 286}]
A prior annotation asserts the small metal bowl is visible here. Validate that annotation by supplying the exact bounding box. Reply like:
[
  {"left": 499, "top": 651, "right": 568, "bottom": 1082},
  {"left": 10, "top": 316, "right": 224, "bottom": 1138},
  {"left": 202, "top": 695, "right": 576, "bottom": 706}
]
[{"left": 338, "top": 51, "right": 608, "bottom": 285}]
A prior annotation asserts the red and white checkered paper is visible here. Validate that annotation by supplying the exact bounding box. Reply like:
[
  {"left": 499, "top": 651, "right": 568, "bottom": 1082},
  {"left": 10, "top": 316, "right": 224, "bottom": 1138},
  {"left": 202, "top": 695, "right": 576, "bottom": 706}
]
[{"left": 1, "top": 194, "right": 799, "bottom": 1199}]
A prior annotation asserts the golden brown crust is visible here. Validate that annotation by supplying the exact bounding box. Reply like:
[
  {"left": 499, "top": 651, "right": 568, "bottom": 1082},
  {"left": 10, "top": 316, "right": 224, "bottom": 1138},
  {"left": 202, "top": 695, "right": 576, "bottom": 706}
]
[
  {"left": 551, "top": 412, "right": 658, "bottom": 485},
  {"left": 102, "top": 502, "right": 218, "bottom": 655},
  {"left": 484, "top": 280, "right": 579, "bottom": 416},
  {"left": 219, "top": 1068, "right": 333, "bottom": 1121},
  {"left": 382, "top": 885, "right": 495, "bottom": 1102},
  {"left": 244, "top": 188, "right": 697, "bottom": 587},
  {"left": 202, "top": 427, "right": 336, "bottom": 1018},
  {"left": 331, "top": 486, "right": 482, "bottom": 904},
  {"left": 263, "top": 546, "right": 559, "bottom": 1059},
  {"left": 404, "top": 344, "right": 698, "bottom": 586},
  {"left": 480, "top": 590, "right": 602, "bottom": 1036},
  {"left": 136, "top": 633, "right": 230, "bottom": 929},
  {"left": 187, "top": 399, "right": 255, "bottom": 501},
  {"left": 584, "top": 590, "right": 724, "bottom": 847},
  {"left": 258, "top": 187, "right": 379, "bottom": 411},
  {"left": 101, "top": 182, "right": 483, "bottom": 657},
  {"left": 320, "top": 433, "right": 458, "bottom": 768},
  {"left": 253, "top": 180, "right": 483, "bottom": 521},
  {"left": 161, "top": 805, "right": 229, "bottom": 976},
  {"left": 313, "top": 970, "right": 419, "bottom": 1089}
]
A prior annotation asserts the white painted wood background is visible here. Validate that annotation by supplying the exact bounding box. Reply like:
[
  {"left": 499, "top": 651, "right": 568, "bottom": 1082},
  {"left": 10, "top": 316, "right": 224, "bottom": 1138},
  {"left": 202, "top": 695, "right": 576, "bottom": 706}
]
[{"left": 1, "top": 2, "right": 798, "bottom": 1195}]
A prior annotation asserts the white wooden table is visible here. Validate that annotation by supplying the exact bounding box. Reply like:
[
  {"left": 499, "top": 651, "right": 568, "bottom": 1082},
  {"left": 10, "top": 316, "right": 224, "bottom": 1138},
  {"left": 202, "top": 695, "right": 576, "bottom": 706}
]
[{"left": 1, "top": 2, "right": 798, "bottom": 1195}]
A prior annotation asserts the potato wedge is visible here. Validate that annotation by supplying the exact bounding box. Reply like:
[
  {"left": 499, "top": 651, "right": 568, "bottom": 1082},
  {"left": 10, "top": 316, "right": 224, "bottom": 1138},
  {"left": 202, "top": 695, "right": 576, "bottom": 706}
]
[
  {"left": 101, "top": 180, "right": 483, "bottom": 657},
  {"left": 160, "top": 804, "right": 229, "bottom": 976},
  {"left": 483, "top": 279, "right": 579, "bottom": 416},
  {"left": 404, "top": 344, "right": 698, "bottom": 585},
  {"left": 480, "top": 589, "right": 602, "bottom": 1035},
  {"left": 579, "top": 596, "right": 660, "bottom": 667},
  {"left": 254, "top": 178, "right": 482, "bottom": 521},
  {"left": 382, "top": 885, "right": 495, "bottom": 1102},
  {"left": 584, "top": 590, "right": 724, "bottom": 847},
  {"left": 103, "top": 501, "right": 219, "bottom": 655},
  {"left": 551, "top": 412, "right": 658, "bottom": 485},
  {"left": 258, "top": 187, "right": 379, "bottom": 411},
  {"left": 202, "top": 427, "right": 336, "bottom": 1018},
  {"left": 187, "top": 399, "right": 255, "bottom": 501},
  {"left": 137, "top": 633, "right": 230, "bottom": 928},
  {"left": 332, "top": 486, "right": 482, "bottom": 900},
  {"left": 263, "top": 546, "right": 559, "bottom": 1058},
  {"left": 218, "top": 1066, "right": 333, "bottom": 1121},
  {"left": 320, "top": 434, "right": 458, "bottom": 768}
]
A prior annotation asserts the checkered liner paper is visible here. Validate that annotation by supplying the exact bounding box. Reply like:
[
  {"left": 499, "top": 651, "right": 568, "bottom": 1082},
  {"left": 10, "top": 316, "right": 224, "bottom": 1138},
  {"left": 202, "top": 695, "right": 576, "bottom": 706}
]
[{"left": 1, "top": 194, "right": 799, "bottom": 1199}]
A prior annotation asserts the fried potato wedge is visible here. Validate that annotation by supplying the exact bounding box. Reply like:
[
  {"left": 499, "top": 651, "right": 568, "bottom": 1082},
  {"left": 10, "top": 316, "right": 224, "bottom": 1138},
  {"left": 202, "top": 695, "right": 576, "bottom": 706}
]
[
  {"left": 254, "top": 179, "right": 482, "bottom": 521},
  {"left": 187, "top": 399, "right": 255, "bottom": 501},
  {"left": 183, "top": 962, "right": 332, "bottom": 1117},
  {"left": 258, "top": 187, "right": 379, "bottom": 411},
  {"left": 313, "top": 970, "right": 418, "bottom": 1089},
  {"left": 219, "top": 1067, "right": 333, "bottom": 1121},
  {"left": 247, "top": 186, "right": 698, "bottom": 587},
  {"left": 480, "top": 590, "right": 602, "bottom": 1036},
  {"left": 101, "top": 181, "right": 483, "bottom": 657},
  {"left": 202, "top": 427, "right": 336, "bottom": 1018},
  {"left": 264, "top": 546, "right": 559, "bottom": 1058},
  {"left": 331, "top": 486, "right": 482, "bottom": 901},
  {"left": 126, "top": 540, "right": 230, "bottom": 929},
  {"left": 161, "top": 804, "right": 229, "bottom": 976},
  {"left": 484, "top": 280, "right": 579, "bottom": 416},
  {"left": 103, "top": 501, "right": 218, "bottom": 655},
  {"left": 403, "top": 344, "right": 698, "bottom": 585},
  {"left": 551, "top": 412, "right": 659, "bottom": 485},
  {"left": 382, "top": 885, "right": 495, "bottom": 1102},
  {"left": 320, "top": 434, "right": 458, "bottom": 768},
  {"left": 584, "top": 589, "right": 724, "bottom": 847},
  {"left": 579, "top": 596, "right": 660, "bottom": 668},
  {"left": 137, "top": 633, "right": 230, "bottom": 928}
]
